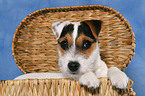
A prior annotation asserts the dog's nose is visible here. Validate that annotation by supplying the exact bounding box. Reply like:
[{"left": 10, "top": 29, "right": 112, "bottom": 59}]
[{"left": 68, "top": 61, "right": 80, "bottom": 72}]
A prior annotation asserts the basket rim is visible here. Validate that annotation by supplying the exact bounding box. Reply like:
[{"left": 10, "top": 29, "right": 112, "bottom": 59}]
[
  {"left": 12, "top": 5, "right": 135, "bottom": 73},
  {"left": 0, "top": 77, "right": 136, "bottom": 96}
]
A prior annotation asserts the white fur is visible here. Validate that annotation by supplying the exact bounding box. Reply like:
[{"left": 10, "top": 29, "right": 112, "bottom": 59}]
[
  {"left": 71, "top": 22, "right": 80, "bottom": 47},
  {"left": 79, "top": 71, "right": 100, "bottom": 88},
  {"left": 52, "top": 21, "right": 71, "bottom": 40},
  {"left": 108, "top": 67, "right": 129, "bottom": 89}
]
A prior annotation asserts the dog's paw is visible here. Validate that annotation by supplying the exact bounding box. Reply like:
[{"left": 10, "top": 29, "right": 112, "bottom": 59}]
[
  {"left": 79, "top": 72, "right": 100, "bottom": 88},
  {"left": 108, "top": 67, "right": 128, "bottom": 89}
]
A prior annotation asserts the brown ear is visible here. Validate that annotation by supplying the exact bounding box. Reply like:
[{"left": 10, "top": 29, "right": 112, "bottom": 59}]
[{"left": 82, "top": 20, "right": 102, "bottom": 39}]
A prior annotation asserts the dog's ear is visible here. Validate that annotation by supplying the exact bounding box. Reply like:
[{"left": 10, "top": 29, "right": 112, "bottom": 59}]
[
  {"left": 52, "top": 21, "right": 71, "bottom": 40},
  {"left": 82, "top": 20, "right": 102, "bottom": 39}
]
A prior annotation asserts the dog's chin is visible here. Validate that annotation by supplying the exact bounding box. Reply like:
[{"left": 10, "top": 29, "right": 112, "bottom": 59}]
[
  {"left": 70, "top": 72, "right": 79, "bottom": 75},
  {"left": 62, "top": 71, "right": 81, "bottom": 80}
]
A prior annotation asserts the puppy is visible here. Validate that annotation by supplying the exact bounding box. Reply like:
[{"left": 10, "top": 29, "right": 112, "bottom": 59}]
[{"left": 52, "top": 20, "right": 129, "bottom": 89}]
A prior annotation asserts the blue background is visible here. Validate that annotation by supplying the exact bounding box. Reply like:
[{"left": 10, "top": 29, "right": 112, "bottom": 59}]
[{"left": 0, "top": 0, "right": 144, "bottom": 96}]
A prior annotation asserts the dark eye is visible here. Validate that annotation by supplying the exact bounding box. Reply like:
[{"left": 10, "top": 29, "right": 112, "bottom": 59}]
[
  {"left": 81, "top": 40, "right": 92, "bottom": 50},
  {"left": 59, "top": 40, "right": 69, "bottom": 50}
]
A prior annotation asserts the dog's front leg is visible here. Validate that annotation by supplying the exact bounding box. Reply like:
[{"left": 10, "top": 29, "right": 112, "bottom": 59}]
[
  {"left": 108, "top": 67, "right": 128, "bottom": 89},
  {"left": 79, "top": 71, "right": 100, "bottom": 88}
]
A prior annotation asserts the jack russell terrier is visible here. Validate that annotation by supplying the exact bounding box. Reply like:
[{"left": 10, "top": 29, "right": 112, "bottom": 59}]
[
  {"left": 52, "top": 20, "right": 128, "bottom": 89},
  {"left": 15, "top": 20, "right": 128, "bottom": 89}
]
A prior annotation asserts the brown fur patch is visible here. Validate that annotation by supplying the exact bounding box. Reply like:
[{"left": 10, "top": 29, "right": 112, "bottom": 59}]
[
  {"left": 58, "top": 33, "right": 73, "bottom": 55},
  {"left": 76, "top": 34, "right": 97, "bottom": 57},
  {"left": 83, "top": 21, "right": 98, "bottom": 39},
  {"left": 82, "top": 20, "right": 102, "bottom": 40}
]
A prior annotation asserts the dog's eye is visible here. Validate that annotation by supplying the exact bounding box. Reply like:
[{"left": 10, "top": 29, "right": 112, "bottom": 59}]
[
  {"left": 59, "top": 40, "right": 69, "bottom": 50},
  {"left": 81, "top": 40, "right": 92, "bottom": 50}
]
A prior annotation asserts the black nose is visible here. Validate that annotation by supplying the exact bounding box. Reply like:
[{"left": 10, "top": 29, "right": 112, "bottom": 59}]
[{"left": 68, "top": 61, "right": 80, "bottom": 72}]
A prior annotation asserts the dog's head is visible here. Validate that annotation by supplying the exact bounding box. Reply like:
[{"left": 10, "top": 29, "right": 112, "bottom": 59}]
[{"left": 52, "top": 20, "right": 102, "bottom": 79}]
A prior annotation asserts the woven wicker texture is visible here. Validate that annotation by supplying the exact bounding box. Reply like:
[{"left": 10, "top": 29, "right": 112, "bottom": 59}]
[
  {"left": 12, "top": 5, "right": 135, "bottom": 73},
  {"left": 0, "top": 78, "right": 135, "bottom": 96}
]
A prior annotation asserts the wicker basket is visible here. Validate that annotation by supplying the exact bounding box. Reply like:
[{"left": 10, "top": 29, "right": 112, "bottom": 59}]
[{"left": 1, "top": 5, "right": 136, "bottom": 95}]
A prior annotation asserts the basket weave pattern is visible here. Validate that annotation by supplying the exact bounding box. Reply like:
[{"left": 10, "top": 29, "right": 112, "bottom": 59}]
[{"left": 12, "top": 5, "right": 135, "bottom": 73}]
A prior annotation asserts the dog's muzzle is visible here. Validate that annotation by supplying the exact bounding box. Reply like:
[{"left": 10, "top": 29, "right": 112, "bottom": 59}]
[{"left": 68, "top": 61, "right": 80, "bottom": 73}]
